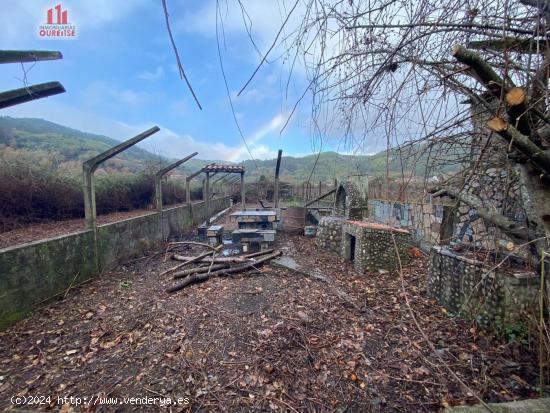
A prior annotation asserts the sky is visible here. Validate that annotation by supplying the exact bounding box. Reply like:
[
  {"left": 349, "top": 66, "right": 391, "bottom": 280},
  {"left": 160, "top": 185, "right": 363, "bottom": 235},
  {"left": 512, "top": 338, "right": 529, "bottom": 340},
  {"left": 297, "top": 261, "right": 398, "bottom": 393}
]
[{"left": 0, "top": 0, "right": 384, "bottom": 162}]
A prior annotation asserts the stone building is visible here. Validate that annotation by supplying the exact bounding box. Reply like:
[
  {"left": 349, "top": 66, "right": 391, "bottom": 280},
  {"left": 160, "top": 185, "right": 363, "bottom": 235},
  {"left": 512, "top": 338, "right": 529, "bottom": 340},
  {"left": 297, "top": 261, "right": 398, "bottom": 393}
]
[{"left": 316, "top": 179, "right": 412, "bottom": 273}]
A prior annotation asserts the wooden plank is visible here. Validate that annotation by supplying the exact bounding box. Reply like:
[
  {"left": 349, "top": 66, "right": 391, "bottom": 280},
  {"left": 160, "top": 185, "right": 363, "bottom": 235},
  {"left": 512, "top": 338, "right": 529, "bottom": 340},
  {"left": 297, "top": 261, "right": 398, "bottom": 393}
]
[
  {"left": 0, "top": 50, "right": 62, "bottom": 64},
  {"left": 304, "top": 187, "right": 336, "bottom": 207},
  {"left": 0, "top": 81, "right": 65, "bottom": 109}
]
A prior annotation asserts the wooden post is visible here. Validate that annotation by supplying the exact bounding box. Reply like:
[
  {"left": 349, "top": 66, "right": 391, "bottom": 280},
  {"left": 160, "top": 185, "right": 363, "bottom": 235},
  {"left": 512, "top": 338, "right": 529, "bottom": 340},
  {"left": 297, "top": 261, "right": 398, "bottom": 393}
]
[
  {"left": 240, "top": 172, "right": 246, "bottom": 210},
  {"left": 274, "top": 149, "right": 282, "bottom": 208},
  {"left": 186, "top": 179, "right": 191, "bottom": 206},
  {"left": 318, "top": 181, "right": 322, "bottom": 196},
  {"left": 205, "top": 172, "right": 210, "bottom": 220}
]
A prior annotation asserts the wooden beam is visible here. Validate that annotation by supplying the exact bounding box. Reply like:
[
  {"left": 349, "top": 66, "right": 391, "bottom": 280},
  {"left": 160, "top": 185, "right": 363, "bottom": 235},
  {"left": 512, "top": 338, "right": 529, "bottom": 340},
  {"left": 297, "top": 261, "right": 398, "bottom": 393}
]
[
  {"left": 0, "top": 50, "right": 62, "bottom": 64},
  {"left": 0, "top": 81, "right": 65, "bottom": 109},
  {"left": 241, "top": 172, "right": 246, "bottom": 210},
  {"left": 304, "top": 187, "right": 336, "bottom": 207},
  {"left": 84, "top": 126, "right": 160, "bottom": 173}
]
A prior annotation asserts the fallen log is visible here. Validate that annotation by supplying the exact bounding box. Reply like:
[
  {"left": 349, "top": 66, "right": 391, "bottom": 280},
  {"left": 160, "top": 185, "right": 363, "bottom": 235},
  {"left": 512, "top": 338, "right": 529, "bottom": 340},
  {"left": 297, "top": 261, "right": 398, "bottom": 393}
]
[
  {"left": 167, "top": 241, "right": 218, "bottom": 251},
  {"left": 172, "top": 249, "right": 275, "bottom": 264},
  {"left": 167, "top": 250, "right": 282, "bottom": 293},
  {"left": 173, "top": 263, "right": 230, "bottom": 279},
  {"left": 160, "top": 250, "right": 217, "bottom": 276},
  {"left": 242, "top": 249, "right": 275, "bottom": 258},
  {"left": 172, "top": 254, "right": 247, "bottom": 264}
]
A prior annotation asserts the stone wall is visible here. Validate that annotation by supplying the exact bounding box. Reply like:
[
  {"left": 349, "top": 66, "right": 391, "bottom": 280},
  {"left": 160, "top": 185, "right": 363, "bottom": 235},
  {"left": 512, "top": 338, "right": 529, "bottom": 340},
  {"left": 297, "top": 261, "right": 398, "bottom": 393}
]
[
  {"left": 335, "top": 181, "right": 367, "bottom": 220},
  {"left": 342, "top": 221, "right": 411, "bottom": 272},
  {"left": 0, "top": 197, "right": 230, "bottom": 329},
  {"left": 453, "top": 166, "right": 524, "bottom": 250},
  {"left": 428, "top": 246, "right": 538, "bottom": 329},
  {"left": 315, "top": 216, "right": 345, "bottom": 254},
  {"left": 316, "top": 217, "right": 412, "bottom": 273}
]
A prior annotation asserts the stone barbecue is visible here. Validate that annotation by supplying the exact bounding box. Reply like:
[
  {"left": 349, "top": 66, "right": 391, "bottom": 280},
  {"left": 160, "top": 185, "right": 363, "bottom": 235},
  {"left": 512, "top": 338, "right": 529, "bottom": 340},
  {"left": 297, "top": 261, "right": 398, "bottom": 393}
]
[
  {"left": 315, "top": 179, "right": 411, "bottom": 273},
  {"left": 342, "top": 221, "right": 411, "bottom": 272},
  {"left": 316, "top": 217, "right": 411, "bottom": 273}
]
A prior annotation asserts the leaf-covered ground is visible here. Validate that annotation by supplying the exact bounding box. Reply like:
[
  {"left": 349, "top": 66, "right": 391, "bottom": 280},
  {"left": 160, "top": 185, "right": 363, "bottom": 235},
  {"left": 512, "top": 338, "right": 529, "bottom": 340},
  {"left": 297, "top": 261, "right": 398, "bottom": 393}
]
[{"left": 0, "top": 232, "right": 541, "bottom": 412}]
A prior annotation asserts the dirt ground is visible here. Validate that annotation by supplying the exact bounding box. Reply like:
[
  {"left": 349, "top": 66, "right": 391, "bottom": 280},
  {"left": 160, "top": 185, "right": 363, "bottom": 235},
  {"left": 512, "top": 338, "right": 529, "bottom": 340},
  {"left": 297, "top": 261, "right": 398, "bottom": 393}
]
[{"left": 0, "top": 228, "right": 542, "bottom": 412}]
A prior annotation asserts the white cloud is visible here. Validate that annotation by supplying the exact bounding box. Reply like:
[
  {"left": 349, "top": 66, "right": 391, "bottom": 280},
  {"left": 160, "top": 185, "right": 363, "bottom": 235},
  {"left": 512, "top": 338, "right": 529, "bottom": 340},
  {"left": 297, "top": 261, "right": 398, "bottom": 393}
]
[
  {"left": 228, "top": 113, "right": 285, "bottom": 162},
  {"left": 80, "top": 81, "right": 152, "bottom": 108},
  {"left": 1, "top": 98, "right": 283, "bottom": 162},
  {"left": 137, "top": 66, "right": 165, "bottom": 81}
]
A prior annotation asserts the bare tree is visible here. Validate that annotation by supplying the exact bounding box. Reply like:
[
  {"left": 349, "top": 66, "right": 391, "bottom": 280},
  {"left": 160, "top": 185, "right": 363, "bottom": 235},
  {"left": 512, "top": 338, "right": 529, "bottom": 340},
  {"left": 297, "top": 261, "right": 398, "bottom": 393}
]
[{"left": 236, "top": 0, "right": 550, "bottom": 263}]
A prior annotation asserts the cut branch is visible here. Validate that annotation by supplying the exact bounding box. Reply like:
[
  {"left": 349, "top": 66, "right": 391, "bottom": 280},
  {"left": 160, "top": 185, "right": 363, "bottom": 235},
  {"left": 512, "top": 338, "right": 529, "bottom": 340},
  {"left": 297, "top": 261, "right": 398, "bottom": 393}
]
[
  {"left": 487, "top": 117, "right": 550, "bottom": 175},
  {"left": 431, "top": 186, "right": 529, "bottom": 242},
  {"left": 167, "top": 250, "right": 282, "bottom": 293},
  {"left": 452, "top": 45, "right": 512, "bottom": 94},
  {"left": 160, "top": 250, "right": 217, "bottom": 276},
  {"left": 467, "top": 38, "right": 547, "bottom": 54}
]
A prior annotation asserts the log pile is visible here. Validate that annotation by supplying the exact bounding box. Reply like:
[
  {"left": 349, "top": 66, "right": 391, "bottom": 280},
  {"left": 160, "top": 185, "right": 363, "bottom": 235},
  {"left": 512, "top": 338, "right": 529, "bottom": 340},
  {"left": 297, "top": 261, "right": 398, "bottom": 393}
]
[{"left": 162, "top": 245, "right": 282, "bottom": 293}]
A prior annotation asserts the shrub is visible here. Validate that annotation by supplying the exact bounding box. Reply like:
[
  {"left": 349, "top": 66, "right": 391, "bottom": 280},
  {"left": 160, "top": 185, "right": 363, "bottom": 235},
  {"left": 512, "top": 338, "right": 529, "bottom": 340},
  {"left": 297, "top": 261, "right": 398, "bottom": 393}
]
[{"left": 0, "top": 149, "right": 198, "bottom": 232}]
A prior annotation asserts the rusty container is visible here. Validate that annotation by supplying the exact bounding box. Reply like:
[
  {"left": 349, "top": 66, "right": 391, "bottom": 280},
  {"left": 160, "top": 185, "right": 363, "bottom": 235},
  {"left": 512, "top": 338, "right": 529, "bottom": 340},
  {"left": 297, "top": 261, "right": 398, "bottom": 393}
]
[{"left": 282, "top": 206, "right": 306, "bottom": 234}]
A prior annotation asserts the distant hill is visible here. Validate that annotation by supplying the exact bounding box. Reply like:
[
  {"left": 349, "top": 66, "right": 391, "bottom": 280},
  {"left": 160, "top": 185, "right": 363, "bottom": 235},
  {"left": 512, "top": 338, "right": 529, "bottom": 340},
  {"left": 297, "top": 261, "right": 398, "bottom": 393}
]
[
  {"left": 241, "top": 146, "right": 464, "bottom": 182},
  {"left": 0, "top": 116, "right": 464, "bottom": 181}
]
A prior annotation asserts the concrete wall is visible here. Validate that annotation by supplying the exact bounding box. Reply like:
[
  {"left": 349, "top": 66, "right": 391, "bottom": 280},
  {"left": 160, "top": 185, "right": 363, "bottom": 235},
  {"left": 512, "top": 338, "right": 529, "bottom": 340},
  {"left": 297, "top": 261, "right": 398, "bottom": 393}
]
[{"left": 0, "top": 197, "right": 230, "bottom": 329}]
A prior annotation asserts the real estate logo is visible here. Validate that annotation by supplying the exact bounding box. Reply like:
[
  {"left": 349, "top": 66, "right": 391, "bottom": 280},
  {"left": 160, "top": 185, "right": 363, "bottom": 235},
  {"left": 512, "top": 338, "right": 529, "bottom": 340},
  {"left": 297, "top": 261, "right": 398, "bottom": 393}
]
[{"left": 39, "top": 4, "right": 77, "bottom": 39}]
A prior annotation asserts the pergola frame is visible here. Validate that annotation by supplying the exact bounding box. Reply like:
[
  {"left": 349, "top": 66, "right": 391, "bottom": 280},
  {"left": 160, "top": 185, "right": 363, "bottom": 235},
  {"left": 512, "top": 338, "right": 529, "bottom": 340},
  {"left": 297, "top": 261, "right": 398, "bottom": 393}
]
[
  {"left": 83, "top": 126, "right": 160, "bottom": 231},
  {"left": 201, "top": 164, "right": 246, "bottom": 214}
]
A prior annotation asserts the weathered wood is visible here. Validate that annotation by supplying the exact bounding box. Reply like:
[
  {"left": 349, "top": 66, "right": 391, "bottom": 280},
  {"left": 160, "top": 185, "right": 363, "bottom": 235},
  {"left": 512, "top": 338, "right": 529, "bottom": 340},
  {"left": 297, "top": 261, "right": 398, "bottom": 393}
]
[
  {"left": 467, "top": 38, "right": 547, "bottom": 54},
  {"left": 82, "top": 126, "right": 161, "bottom": 232},
  {"left": 506, "top": 87, "right": 526, "bottom": 106},
  {"left": 172, "top": 254, "right": 247, "bottom": 264},
  {"left": 304, "top": 187, "right": 336, "bottom": 207},
  {"left": 167, "top": 250, "right": 282, "bottom": 293},
  {"left": 274, "top": 149, "right": 283, "bottom": 208},
  {"left": 452, "top": 45, "right": 512, "bottom": 93},
  {"left": 431, "top": 186, "right": 530, "bottom": 242},
  {"left": 160, "top": 250, "right": 215, "bottom": 276},
  {"left": 173, "top": 263, "right": 230, "bottom": 278},
  {"left": 486, "top": 118, "right": 550, "bottom": 175},
  {"left": 168, "top": 241, "right": 218, "bottom": 251},
  {"left": 0, "top": 50, "right": 62, "bottom": 64},
  {"left": 243, "top": 249, "right": 275, "bottom": 258},
  {"left": 0, "top": 81, "right": 65, "bottom": 109}
]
